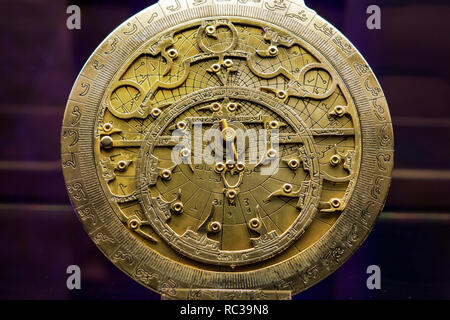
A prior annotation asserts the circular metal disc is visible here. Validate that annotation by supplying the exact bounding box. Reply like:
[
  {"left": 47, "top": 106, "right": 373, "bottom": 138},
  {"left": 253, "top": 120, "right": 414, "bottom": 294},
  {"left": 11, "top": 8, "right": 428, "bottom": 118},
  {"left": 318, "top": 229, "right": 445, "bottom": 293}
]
[{"left": 61, "top": 0, "right": 393, "bottom": 297}]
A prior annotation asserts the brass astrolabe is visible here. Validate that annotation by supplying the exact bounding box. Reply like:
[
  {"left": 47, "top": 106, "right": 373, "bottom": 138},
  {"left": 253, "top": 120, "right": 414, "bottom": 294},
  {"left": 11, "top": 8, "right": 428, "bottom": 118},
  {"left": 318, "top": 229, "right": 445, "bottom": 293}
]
[{"left": 61, "top": 0, "right": 393, "bottom": 300}]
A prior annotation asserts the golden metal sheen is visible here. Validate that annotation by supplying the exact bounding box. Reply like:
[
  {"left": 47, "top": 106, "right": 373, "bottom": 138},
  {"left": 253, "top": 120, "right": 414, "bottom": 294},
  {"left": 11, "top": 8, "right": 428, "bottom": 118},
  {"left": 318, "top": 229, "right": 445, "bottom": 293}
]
[{"left": 61, "top": 0, "right": 393, "bottom": 299}]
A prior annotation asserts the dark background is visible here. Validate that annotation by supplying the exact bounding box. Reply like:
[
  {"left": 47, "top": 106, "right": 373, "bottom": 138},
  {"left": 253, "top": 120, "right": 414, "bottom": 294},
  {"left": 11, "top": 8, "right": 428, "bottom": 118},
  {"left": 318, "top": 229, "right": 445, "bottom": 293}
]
[{"left": 0, "top": 0, "right": 449, "bottom": 299}]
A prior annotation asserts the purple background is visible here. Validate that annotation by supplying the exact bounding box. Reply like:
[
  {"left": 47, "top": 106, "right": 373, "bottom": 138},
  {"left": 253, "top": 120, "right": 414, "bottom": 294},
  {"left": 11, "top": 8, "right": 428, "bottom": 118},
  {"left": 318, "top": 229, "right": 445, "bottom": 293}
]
[{"left": 0, "top": 0, "right": 449, "bottom": 299}]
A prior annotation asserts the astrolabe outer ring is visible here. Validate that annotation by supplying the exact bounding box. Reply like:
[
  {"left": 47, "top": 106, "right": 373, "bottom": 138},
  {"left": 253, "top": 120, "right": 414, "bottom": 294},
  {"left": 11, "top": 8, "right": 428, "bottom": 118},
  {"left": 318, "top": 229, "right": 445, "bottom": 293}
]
[{"left": 61, "top": 0, "right": 393, "bottom": 297}]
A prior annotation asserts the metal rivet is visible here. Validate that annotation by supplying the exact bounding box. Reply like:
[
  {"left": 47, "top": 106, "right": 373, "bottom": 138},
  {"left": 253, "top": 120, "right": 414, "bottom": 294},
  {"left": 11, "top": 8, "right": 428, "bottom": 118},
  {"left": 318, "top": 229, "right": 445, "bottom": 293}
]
[
  {"left": 267, "top": 149, "right": 277, "bottom": 159},
  {"left": 211, "top": 63, "right": 221, "bottom": 73},
  {"left": 101, "top": 136, "right": 113, "bottom": 149},
  {"left": 103, "top": 123, "right": 113, "bottom": 132},
  {"left": 226, "top": 160, "right": 236, "bottom": 170},
  {"left": 288, "top": 159, "right": 299, "bottom": 169},
  {"left": 177, "top": 121, "right": 187, "bottom": 130},
  {"left": 268, "top": 45, "right": 278, "bottom": 56},
  {"left": 331, "top": 198, "right": 341, "bottom": 208},
  {"left": 236, "top": 162, "right": 245, "bottom": 172},
  {"left": 117, "top": 160, "right": 128, "bottom": 171},
  {"left": 335, "top": 106, "right": 345, "bottom": 116},
  {"left": 226, "top": 189, "right": 237, "bottom": 199},
  {"left": 211, "top": 102, "right": 221, "bottom": 112},
  {"left": 151, "top": 108, "right": 162, "bottom": 118},
  {"left": 330, "top": 155, "right": 341, "bottom": 167},
  {"left": 223, "top": 59, "right": 233, "bottom": 68},
  {"left": 167, "top": 48, "right": 178, "bottom": 59},
  {"left": 277, "top": 90, "right": 287, "bottom": 100},
  {"left": 248, "top": 218, "right": 261, "bottom": 230},
  {"left": 171, "top": 202, "right": 184, "bottom": 214},
  {"left": 161, "top": 169, "right": 172, "bottom": 180},
  {"left": 227, "top": 102, "right": 238, "bottom": 112},
  {"left": 129, "top": 219, "right": 139, "bottom": 230},
  {"left": 215, "top": 162, "right": 225, "bottom": 173},
  {"left": 180, "top": 148, "right": 191, "bottom": 159},
  {"left": 283, "top": 184, "right": 293, "bottom": 193},
  {"left": 206, "top": 25, "right": 216, "bottom": 35},
  {"left": 209, "top": 221, "right": 222, "bottom": 233},
  {"left": 269, "top": 120, "right": 279, "bottom": 129}
]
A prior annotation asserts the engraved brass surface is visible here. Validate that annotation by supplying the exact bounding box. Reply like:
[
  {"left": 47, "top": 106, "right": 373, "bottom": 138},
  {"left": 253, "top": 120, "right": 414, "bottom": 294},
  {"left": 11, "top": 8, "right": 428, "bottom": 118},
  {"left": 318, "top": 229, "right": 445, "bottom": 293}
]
[{"left": 62, "top": 0, "right": 393, "bottom": 298}]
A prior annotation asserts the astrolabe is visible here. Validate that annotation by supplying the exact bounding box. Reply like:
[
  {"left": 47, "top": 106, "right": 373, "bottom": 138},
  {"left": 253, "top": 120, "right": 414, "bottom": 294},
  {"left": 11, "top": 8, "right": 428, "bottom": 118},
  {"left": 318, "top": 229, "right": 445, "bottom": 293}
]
[{"left": 61, "top": 0, "right": 393, "bottom": 299}]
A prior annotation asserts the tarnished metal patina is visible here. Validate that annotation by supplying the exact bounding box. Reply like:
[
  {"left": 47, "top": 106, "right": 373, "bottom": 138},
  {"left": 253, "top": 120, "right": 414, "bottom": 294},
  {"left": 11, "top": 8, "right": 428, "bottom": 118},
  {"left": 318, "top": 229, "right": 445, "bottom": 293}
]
[{"left": 61, "top": 0, "right": 393, "bottom": 299}]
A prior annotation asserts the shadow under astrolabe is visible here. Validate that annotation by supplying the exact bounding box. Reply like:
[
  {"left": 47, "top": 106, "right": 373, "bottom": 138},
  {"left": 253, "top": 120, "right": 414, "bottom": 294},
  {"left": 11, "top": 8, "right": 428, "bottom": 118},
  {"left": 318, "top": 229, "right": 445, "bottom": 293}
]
[{"left": 61, "top": 0, "right": 393, "bottom": 300}]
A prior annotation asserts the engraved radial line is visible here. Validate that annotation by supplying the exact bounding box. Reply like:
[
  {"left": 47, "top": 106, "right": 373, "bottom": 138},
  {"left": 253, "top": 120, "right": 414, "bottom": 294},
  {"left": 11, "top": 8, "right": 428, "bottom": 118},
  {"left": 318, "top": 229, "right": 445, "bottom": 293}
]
[
  {"left": 159, "top": 179, "right": 190, "bottom": 200},
  {"left": 236, "top": 193, "right": 254, "bottom": 242},
  {"left": 286, "top": 52, "right": 294, "bottom": 74},
  {"left": 259, "top": 181, "right": 305, "bottom": 254},
  {"left": 309, "top": 100, "right": 325, "bottom": 128},
  {"left": 197, "top": 192, "right": 214, "bottom": 226},
  {"left": 145, "top": 56, "right": 151, "bottom": 88},
  {"left": 113, "top": 91, "right": 130, "bottom": 114},
  {"left": 132, "top": 60, "right": 139, "bottom": 82},
  {"left": 182, "top": 187, "right": 209, "bottom": 220},
  {"left": 267, "top": 175, "right": 301, "bottom": 188},
  {"left": 220, "top": 191, "right": 224, "bottom": 251},
  {"left": 302, "top": 99, "right": 314, "bottom": 127},
  {"left": 178, "top": 180, "right": 202, "bottom": 208},
  {"left": 299, "top": 47, "right": 306, "bottom": 66},
  {"left": 125, "top": 86, "right": 138, "bottom": 110},
  {"left": 248, "top": 191, "right": 282, "bottom": 234},
  {"left": 313, "top": 70, "right": 320, "bottom": 94}
]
